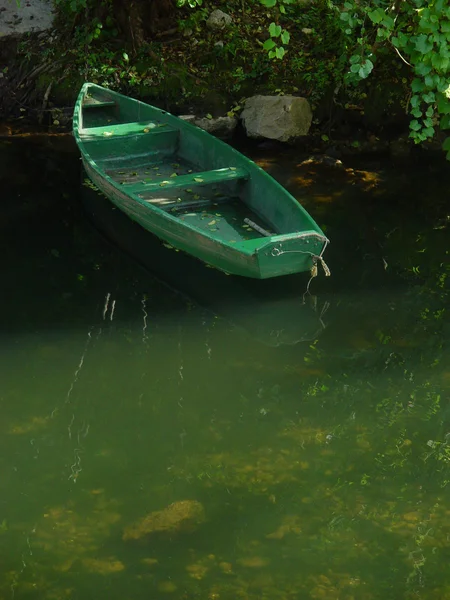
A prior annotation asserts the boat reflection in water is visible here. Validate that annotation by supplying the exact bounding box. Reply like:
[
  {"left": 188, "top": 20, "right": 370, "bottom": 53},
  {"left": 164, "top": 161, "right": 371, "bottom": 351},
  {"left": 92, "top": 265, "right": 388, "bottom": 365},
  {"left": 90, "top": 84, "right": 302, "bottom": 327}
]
[{"left": 80, "top": 179, "right": 329, "bottom": 347}]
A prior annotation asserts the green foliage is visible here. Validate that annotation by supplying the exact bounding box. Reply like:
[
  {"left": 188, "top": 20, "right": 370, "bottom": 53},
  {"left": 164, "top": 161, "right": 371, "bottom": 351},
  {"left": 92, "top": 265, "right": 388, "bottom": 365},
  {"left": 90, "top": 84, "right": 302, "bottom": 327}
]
[
  {"left": 258, "top": 0, "right": 450, "bottom": 158},
  {"left": 333, "top": 0, "right": 450, "bottom": 153},
  {"left": 176, "top": 0, "right": 202, "bottom": 7}
]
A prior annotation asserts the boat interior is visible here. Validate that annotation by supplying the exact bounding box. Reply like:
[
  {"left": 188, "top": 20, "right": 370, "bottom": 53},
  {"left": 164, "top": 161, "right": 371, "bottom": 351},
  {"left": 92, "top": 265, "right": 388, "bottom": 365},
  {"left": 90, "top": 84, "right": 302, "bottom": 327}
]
[{"left": 79, "top": 88, "right": 313, "bottom": 244}]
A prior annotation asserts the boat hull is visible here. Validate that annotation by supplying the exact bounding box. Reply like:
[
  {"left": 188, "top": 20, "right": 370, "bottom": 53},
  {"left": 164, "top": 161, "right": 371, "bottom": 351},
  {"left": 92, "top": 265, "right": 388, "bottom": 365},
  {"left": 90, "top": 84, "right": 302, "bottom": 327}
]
[{"left": 74, "top": 83, "right": 329, "bottom": 279}]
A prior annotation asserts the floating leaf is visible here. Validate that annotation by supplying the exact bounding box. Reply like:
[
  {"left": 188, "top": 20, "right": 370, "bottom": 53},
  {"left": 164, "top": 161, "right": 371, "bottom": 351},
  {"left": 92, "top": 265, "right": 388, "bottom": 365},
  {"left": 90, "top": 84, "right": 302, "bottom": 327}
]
[
  {"left": 172, "top": 163, "right": 181, "bottom": 168},
  {"left": 208, "top": 220, "right": 217, "bottom": 225},
  {"left": 163, "top": 243, "right": 173, "bottom": 249},
  {"left": 170, "top": 173, "right": 178, "bottom": 177},
  {"left": 206, "top": 113, "right": 213, "bottom": 119},
  {"left": 229, "top": 167, "right": 237, "bottom": 170},
  {"left": 185, "top": 188, "right": 193, "bottom": 193},
  {"left": 193, "top": 194, "right": 200, "bottom": 200},
  {"left": 194, "top": 177, "right": 204, "bottom": 182},
  {"left": 103, "top": 131, "right": 114, "bottom": 137},
  {"left": 143, "top": 128, "right": 150, "bottom": 133},
  {"left": 160, "top": 181, "right": 170, "bottom": 186},
  {"left": 210, "top": 227, "right": 218, "bottom": 231},
  {"left": 176, "top": 197, "right": 183, "bottom": 202}
]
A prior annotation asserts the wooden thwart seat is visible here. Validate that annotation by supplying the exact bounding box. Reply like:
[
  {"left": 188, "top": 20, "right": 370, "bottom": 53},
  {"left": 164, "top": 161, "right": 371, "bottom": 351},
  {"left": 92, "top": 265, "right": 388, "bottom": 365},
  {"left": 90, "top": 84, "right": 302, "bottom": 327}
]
[
  {"left": 83, "top": 98, "right": 116, "bottom": 109},
  {"left": 125, "top": 167, "right": 249, "bottom": 197},
  {"left": 81, "top": 121, "right": 178, "bottom": 139}
]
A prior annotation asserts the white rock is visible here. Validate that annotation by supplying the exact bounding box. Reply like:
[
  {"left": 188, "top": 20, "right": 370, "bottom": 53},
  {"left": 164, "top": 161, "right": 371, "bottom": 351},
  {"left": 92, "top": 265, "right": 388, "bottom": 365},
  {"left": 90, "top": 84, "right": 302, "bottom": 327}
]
[
  {"left": 0, "top": 0, "right": 54, "bottom": 37},
  {"left": 206, "top": 9, "right": 232, "bottom": 31},
  {"left": 241, "top": 95, "right": 312, "bottom": 143}
]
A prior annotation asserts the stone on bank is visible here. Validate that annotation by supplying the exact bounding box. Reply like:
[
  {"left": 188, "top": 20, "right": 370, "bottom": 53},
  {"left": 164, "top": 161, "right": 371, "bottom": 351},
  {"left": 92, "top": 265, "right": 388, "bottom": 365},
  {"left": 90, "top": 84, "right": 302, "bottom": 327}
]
[{"left": 241, "top": 95, "right": 313, "bottom": 143}]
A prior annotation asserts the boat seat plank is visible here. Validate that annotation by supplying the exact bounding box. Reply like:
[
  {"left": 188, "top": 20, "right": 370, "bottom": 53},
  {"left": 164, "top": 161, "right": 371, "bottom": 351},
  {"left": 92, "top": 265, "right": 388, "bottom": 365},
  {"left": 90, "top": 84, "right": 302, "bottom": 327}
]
[
  {"left": 124, "top": 167, "right": 249, "bottom": 196},
  {"left": 81, "top": 121, "right": 178, "bottom": 139},
  {"left": 83, "top": 99, "right": 116, "bottom": 109}
]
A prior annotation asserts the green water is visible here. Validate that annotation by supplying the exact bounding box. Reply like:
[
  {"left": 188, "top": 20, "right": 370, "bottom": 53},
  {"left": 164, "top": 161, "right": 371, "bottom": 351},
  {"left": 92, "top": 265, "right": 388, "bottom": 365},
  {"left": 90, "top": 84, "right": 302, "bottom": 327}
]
[{"left": 1, "top": 134, "right": 450, "bottom": 599}]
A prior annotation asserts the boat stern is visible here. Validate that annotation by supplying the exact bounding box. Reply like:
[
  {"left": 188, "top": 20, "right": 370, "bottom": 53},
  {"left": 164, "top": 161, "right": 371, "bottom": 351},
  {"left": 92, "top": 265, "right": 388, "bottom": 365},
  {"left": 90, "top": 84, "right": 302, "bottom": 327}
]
[{"left": 254, "top": 231, "right": 329, "bottom": 279}]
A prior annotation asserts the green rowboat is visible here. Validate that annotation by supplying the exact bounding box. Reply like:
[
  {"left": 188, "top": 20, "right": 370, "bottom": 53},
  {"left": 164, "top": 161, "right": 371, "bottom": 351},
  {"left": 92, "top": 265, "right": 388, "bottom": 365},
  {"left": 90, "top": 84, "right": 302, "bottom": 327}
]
[{"left": 73, "top": 83, "right": 329, "bottom": 279}]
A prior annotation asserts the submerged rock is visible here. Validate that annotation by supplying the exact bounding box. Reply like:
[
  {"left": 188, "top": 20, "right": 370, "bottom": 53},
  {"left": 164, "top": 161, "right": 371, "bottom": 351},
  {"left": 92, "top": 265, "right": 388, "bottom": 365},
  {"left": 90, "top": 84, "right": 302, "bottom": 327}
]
[
  {"left": 241, "top": 95, "right": 312, "bottom": 143},
  {"left": 123, "top": 500, "right": 205, "bottom": 540}
]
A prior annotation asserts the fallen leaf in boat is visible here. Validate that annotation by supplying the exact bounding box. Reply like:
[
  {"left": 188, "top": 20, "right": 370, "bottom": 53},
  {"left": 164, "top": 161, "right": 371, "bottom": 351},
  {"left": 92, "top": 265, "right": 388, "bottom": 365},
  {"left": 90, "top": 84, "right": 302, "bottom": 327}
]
[
  {"left": 143, "top": 128, "right": 149, "bottom": 133},
  {"left": 170, "top": 173, "right": 178, "bottom": 178},
  {"left": 194, "top": 178, "right": 204, "bottom": 183},
  {"left": 103, "top": 131, "right": 113, "bottom": 137},
  {"left": 160, "top": 181, "right": 170, "bottom": 186},
  {"left": 229, "top": 166, "right": 236, "bottom": 170},
  {"left": 208, "top": 220, "right": 217, "bottom": 225}
]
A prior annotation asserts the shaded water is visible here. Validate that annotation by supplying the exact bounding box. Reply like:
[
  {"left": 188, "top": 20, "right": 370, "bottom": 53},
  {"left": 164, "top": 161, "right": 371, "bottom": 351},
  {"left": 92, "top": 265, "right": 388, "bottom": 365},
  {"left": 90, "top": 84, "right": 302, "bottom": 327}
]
[{"left": 1, "top": 134, "right": 450, "bottom": 599}]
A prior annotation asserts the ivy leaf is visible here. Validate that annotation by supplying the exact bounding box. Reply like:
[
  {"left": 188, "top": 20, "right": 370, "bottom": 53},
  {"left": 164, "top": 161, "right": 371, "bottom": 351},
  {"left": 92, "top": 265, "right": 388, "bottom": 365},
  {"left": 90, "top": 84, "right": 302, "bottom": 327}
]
[
  {"left": 275, "top": 46, "right": 286, "bottom": 59},
  {"left": 381, "top": 15, "right": 394, "bottom": 29},
  {"left": 411, "top": 78, "right": 424, "bottom": 93},
  {"left": 443, "top": 136, "right": 450, "bottom": 151},
  {"left": 410, "top": 120, "right": 421, "bottom": 131},
  {"left": 269, "top": 22, "right": 282, "bottom": 37},
  {"left": 422, "top": 126, "right": 435, "bottom": 138},
  {"left": 437, "top": 92, "right": 450, "bottom": 114},
  {"left": 423, "top": 91, "right": 435, "bottom": 103},
  {"left": 432, "top": 54, "right": 449, "bottom": 72},
  {"left": 263, "top": 39, "right": 276, "bottom": 50},
  {"left": 349, "top": 54, "right": 360, "bottom": 64},
  {"left": 441, "top": 115, "right": 450, "bottom": 129},
  {"left": 358, "top": 59, "right": 374, "bottom": 79},
  {"left": 281, "top": 30, "right": 290, "bottom": 45},
  {"left": 411, "top": 108, "right": 422, "bottom": 118},
  {"left": 415, "top": 61, "right": 432, "bottom": 76},
  {"left": 368, "top": 8, "right": 384, "bottom": 24},
  {"left": 260, "top": 0, "right": 277, "bottom": 6},
  {"left": 415, "top": 34, "right": 433, "bottom": 54}
]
